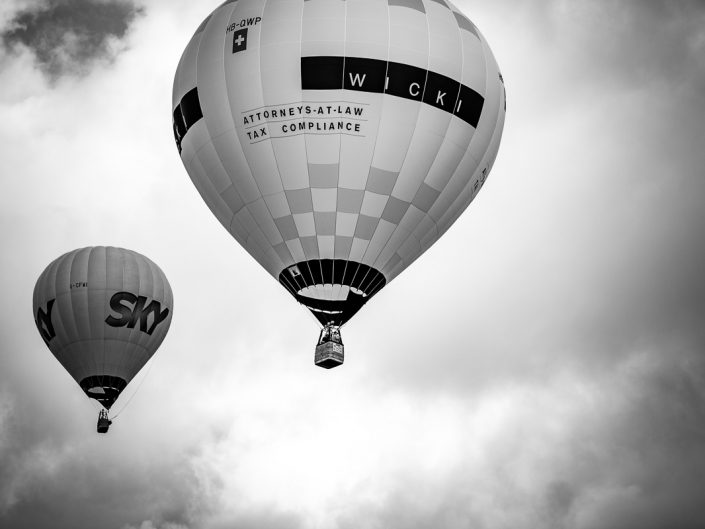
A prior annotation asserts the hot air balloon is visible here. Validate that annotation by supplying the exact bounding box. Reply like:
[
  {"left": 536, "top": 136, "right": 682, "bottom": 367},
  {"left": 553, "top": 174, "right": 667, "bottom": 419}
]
[
  {"left": 173, "top": 0, "right": 505, "bottom": 368},
  {"left": 33, "top": 247, "right": 173, "bottom": 432}
]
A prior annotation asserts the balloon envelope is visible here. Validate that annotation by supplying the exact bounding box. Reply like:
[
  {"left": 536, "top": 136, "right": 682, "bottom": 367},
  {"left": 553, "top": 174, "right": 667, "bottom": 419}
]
[
  {"left": 173, "top": 0, "right": 505, "bottom": 326},
  {"left": 33, "top": 247, "right": 173, "bottom": 409}
]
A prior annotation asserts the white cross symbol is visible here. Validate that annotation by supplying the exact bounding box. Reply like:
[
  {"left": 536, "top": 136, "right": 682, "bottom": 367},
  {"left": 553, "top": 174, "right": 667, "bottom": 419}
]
[{"left": 235, "top": 34, "right": 245, "bottom": 47}]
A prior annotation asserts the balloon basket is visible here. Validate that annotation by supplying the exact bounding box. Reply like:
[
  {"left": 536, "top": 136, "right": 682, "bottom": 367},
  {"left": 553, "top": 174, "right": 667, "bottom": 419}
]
[
  {"left": 315, "top": 324, "right": 344, "bottom": 369},
  {"left": 315, "top": 341, "right": 344, "bottom": 368},
  {"left": 96, "top": 410, "right": 112, "bottom": 434}
]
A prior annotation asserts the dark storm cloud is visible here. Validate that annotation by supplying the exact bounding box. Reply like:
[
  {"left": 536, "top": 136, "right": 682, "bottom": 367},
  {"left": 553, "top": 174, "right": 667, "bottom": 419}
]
[
  {"left": 0, "top": 451, "right": 221, "bottom": 529},
  {"left": 548, "top": 351, "right": 705, "bottom": 529},
  {"left": 586, "top": 354, "right": 705, "bottom": 529},
  {"left": 333, "top": 349, "right": 705, "bottom": 529},
  {"left": 0, "top": 425, "right": 220, "bottom": 529},
  {"left": 0, "top": 347, "right": 223, "bottom": 529},
  {"left": 1, "top": 0, "right": 144, "bottom": 78}
]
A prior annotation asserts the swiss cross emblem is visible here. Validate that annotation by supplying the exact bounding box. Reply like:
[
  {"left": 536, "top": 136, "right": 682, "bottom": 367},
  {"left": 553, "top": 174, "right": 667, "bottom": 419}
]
[{"left": 232, "top": 28, "right": 248, "bottom": 53}]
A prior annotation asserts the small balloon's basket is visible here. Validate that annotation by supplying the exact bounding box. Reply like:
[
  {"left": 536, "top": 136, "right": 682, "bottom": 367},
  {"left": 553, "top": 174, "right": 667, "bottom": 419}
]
[
  {"left": 315, "top": 324, "right": 344, "bottom": 369},
  {"left": 96, "top": 409, "right": 112, "bottom": 434}
]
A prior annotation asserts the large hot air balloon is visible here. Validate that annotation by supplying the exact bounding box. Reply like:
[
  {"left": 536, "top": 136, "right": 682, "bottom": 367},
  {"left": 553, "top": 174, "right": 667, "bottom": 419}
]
[
  {"left": 33, "top": 247, "right": 173, "bottom": 432},
  {"left": 173, "top": 0, "right": 505, "bottom": 368}
]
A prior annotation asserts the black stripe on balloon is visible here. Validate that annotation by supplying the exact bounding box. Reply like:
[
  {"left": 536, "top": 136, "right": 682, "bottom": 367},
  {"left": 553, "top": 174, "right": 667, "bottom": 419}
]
[
  {"left": 344, "top": 56, "right": 387, "bottom": 92},
  {"left": 181, "top": 87, "right": 203, "bottom": 128},
  {"left": 301, "top": 56, "right": 484, "bottom": 128},
  {"left": 385, "top": 60, "right": 426, "bottom": 101},
  {"left": 278, "top": 259, "right": 386, "bottom": 327},
  {"left": 302, "top": 56, "right": 343, "bottom": 89},
  {"left": 423, "top": 70, "right": 460, "bottom": 113},
  {"left": 173, "top": 87, "right": 203, "bottom": 153}
]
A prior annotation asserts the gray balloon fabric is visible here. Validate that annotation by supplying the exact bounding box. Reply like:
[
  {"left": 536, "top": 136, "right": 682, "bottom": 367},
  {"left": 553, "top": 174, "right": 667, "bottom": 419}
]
[
  {"left": 173, "top": 0, "right": 505, "bottom": 326},
  {"left": 33, "top": 247, "right": 173, "bottom": 409}
]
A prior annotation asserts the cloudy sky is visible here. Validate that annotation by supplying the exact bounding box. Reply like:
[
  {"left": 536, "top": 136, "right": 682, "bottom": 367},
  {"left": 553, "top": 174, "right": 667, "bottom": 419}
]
[{"left": 2, "top": 0, "right": 705, "bottom": 528}]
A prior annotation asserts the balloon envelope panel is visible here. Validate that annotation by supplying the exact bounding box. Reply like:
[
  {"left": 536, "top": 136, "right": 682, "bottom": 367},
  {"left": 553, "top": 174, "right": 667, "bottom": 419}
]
[
  {"left": 33, "top": 247, "right": 173, "bottom": 409},
  {"left": 173, "top": 0, "right": 505, "bottom": 326}
]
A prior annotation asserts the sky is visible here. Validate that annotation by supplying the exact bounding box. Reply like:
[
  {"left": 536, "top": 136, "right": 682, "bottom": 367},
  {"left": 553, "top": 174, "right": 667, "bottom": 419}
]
[{"left": 1, "top": 0, "right": 705, "bottom": 528}]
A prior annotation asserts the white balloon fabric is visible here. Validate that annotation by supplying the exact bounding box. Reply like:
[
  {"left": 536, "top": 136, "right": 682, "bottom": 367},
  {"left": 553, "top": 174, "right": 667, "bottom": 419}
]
[
  {"left": 33, "top": 247, "right": 173, "bottom": 409},
  {"left": 173, "top": 0, "right": 505, "bottom": 327}
]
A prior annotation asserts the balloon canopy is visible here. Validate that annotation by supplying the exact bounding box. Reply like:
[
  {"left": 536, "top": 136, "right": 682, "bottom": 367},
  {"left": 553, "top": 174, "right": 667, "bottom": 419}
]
[
  {"left": 173, "top": 0, "right": 505, "bottom": 327},
  {"left": 33, "top": 247, "right": 173, "bottom": 409}
]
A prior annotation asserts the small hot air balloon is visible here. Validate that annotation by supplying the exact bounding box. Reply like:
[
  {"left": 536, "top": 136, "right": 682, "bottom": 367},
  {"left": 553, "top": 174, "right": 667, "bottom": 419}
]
[
  {"left": 173, "top": 0, "right": 505, "bottom": 367},
  {"left": 33, "top": 247, "right": 173, "bottom": 432}
]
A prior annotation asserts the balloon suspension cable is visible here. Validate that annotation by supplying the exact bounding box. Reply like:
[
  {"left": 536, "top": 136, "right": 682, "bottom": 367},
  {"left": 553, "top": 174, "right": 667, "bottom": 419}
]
[{"left": 108, "top": 356, "right": 157, "bottom": 421}]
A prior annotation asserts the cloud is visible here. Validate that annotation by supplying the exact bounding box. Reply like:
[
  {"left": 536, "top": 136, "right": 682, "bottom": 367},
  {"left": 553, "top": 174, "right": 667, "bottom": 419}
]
[
  {"left": 476, "top": 0, "right": 705, "bottom": 125},
  {"left": 322, "top": 348, "right": 705, "bottom": 529},
  {"left": 1, "top": 0, "right": 144, "bottom": 79},
  {"left": 550, "top": 1, "right": 705, "bottom": 89},
  {"left": 0, "top": 397, "right": 225, "bottom": 529},
  {"left": 547, "top": 1, "right": 705, "bottom": 86},
  {"left": 122, "top": 522, "right": 190, "bottom": 529},
  {"left": 205, "top": 509, "right": 304, "bottom": 529}
]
